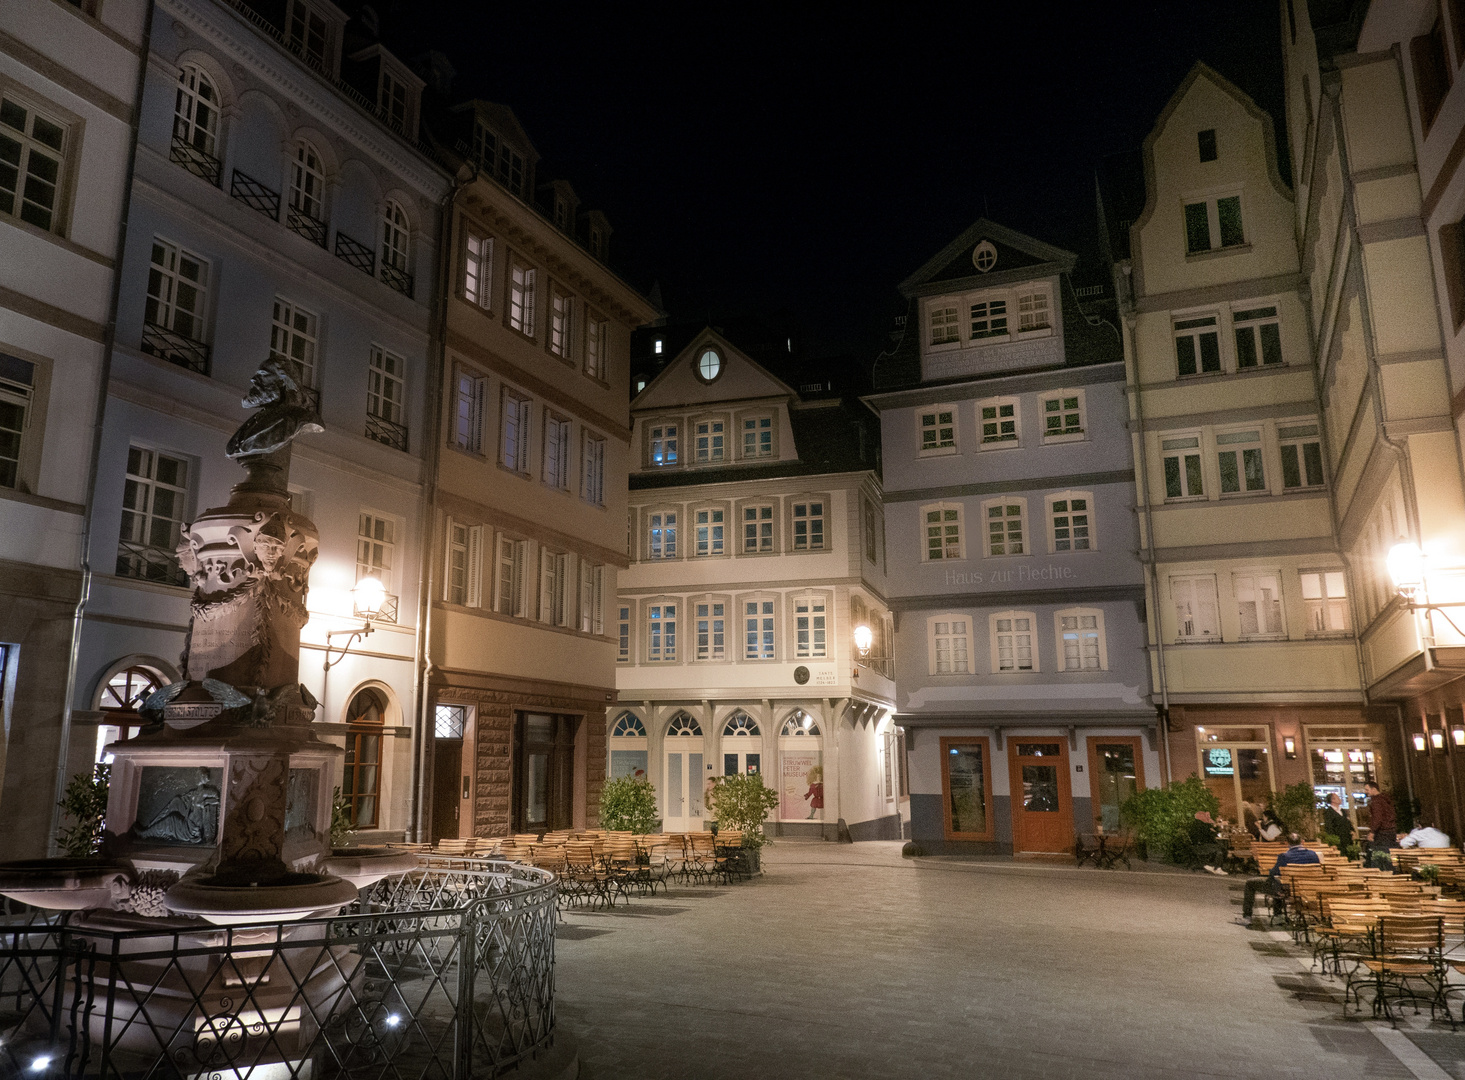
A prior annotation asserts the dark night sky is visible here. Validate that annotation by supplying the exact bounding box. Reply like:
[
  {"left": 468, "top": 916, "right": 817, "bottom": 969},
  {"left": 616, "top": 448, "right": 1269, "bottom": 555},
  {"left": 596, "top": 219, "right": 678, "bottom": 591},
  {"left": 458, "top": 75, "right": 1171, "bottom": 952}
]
[{"left": 388, "top": 2, "right": 1289, "bottom": 359}]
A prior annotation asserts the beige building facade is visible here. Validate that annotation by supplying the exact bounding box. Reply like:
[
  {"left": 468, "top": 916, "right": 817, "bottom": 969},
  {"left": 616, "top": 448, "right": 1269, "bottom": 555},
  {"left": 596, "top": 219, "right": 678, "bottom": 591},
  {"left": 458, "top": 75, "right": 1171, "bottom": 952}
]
[
  {"left": 424, "top": 103, "right": 656, "bottom": 841},
  {"left": 1281, "top": 0, "right": 1465, "bottom": 837},
  {"left": 616, "top": 331, "right": 901, "bottom": 841},
  {"left": 1105, "top": 63, "right": 1382, "bottom": 823}
]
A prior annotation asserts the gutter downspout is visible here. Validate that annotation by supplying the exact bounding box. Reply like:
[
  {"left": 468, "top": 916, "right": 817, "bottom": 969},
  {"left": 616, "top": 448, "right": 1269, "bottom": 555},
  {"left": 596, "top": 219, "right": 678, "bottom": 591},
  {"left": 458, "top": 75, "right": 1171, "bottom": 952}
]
[
  {"left": 409, "top": 164, "right": 472, "bottom": 842},
  {"left": 49, "top": 0, "right": 156, "bottom": 853},
  {"left": 1121, "top": 280, "right": 1173, "bottom": 786}
]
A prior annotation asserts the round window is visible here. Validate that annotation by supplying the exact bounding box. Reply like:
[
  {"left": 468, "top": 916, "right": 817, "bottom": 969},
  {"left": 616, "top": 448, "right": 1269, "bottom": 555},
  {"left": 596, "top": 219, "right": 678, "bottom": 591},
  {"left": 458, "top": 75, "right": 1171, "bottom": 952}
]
[
  {"left": 973, "top": 240, "right": 997, "bottom": 272},
  {"left": 697, "top": 348, "right": 722, "bottom": 381}
]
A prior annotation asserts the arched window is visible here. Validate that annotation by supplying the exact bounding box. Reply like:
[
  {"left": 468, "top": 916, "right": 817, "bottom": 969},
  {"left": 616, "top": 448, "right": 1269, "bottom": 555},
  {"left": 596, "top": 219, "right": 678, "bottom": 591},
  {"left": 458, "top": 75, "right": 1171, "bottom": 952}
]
[
  {"left": 722, "top": 712, "right": 760, "bottom": 737},
  {"left": 173, "top": 65, "right": 219, "bottom": 157},
  {"left": 290, "top": 140, "right": 325, "bottom": 223},
  {"left": 343, "top": 687, "right": 385, "bottom": 829},
  {"left": 780, "top": 712, "right": 821, "bottom": 737},
  {"left": 379, "top": 199, "right": 409, "bottom": 286},
  {"left": 609, "top": 711, "right": 647, "bottom": 779},
  {"left": 666, "top": 712, "right": 702, "bottom": 737},
  {"left": 96, "top": 665, "right": 168, "bottom": 763},
  {"left": 611, "top": 712, "right": 646, "bottom": 737}
]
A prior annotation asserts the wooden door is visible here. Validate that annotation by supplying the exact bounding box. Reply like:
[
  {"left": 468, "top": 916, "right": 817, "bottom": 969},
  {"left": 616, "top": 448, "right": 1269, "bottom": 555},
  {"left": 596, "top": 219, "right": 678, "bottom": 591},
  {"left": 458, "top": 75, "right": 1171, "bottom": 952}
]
[
  {"left": 432, "top": 738, "right": 463, "bottom": 842},
  {"left": 1008, "top": 739, "right": 1073, "bottom": 853}
]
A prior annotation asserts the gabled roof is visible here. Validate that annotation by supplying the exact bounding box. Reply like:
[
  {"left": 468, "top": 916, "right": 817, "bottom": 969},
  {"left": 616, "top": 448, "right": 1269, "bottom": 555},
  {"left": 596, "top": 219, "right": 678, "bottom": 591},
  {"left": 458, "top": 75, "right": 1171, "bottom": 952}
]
[
  {"left": 898, "top": 218, "right": 1077, "bottom": 299},
  {"left": 631, "top": 327, "right": 799, "bottom": 412}
]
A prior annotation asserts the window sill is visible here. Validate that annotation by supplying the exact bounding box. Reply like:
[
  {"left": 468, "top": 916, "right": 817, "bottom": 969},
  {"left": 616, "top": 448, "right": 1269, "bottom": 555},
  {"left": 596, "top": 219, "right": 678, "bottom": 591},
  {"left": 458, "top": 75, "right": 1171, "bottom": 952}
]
[
  {"left": 445, "top": 443, "right": 488, "bottom": 461},
  {"left": 1042, "top": 432, "right": 1087, "bottom": 445},
  {"left": 1172, "top": 638, "right": 1222, "bottom": 645},
  {"left": 1237, "top": 635, "right": 1288, "bottom": 643},
  {"left": 496, "top": 462, "right": 530, "bottom": 480},
  {"left": 1162, "top": 495, "right": 1208, "bottom": 505},
  {"left": 1015, "top": 326, "right": 1053, "bottom": 339},
  {"left": 918, "top": 446, "right": 959, "bottom": 457},
  {"left": 1185, "top": 242, "right": 1252, "bottom": 262},
  {"left": 1304, "top": 630, "right": 1355, "bottom": 640},
  {"left": 978, "top": 440, "right": 1021, "bottom": 451}
]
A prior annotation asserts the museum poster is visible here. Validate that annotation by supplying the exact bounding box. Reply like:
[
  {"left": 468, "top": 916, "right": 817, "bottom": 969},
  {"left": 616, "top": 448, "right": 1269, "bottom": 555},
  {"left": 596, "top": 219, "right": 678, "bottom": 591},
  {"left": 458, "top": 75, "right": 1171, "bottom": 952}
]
[{"left": 780, "top": 749, "right": 823, "bottom": 821}]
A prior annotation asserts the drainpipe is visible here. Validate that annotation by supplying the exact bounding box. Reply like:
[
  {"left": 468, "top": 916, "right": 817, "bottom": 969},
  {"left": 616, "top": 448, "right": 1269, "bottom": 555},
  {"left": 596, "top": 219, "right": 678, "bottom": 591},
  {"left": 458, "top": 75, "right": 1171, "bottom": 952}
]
[
  {"left": 48, "top": 0, "right": 156, "bottom": 854},
  {"left": 409, "top": 164, "right": 472, "bottom": 842},
  {"left": 1120, "top": 282, "right": 1173, "bottom": 785}
]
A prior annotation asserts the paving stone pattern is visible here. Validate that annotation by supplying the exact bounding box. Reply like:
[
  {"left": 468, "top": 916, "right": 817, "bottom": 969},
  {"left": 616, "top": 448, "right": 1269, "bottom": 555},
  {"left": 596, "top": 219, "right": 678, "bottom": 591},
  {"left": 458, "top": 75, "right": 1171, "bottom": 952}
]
[{"left": 554, "top": 842, "right": 1465, "bottom": 1079}]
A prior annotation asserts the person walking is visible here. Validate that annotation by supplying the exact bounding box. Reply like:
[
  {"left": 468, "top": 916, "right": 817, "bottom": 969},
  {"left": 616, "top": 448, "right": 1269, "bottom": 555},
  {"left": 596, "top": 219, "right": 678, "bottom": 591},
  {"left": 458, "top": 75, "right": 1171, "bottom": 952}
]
[{"left": 1321, "top": 792, "right": 1354, "bottom": 852}]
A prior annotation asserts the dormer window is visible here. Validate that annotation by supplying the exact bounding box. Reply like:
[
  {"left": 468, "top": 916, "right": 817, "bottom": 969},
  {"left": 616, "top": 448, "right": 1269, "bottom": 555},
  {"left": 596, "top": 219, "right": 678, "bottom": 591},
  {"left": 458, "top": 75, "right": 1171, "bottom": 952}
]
[
  {"left": 589, "top": 227, "right": 603, "bottom": 259},
  {"left": 1017, "top": 290, "right": 1050, "bottom": 332},
  {"left": 472, "top": 121, "right": 527, "bottom": 198},
  {"left": 379, "top": 68, "right": 407, "bottom": 133},
  {"left": 554, "top": 197, "right": 569, "bottom": 229},
  {"left": 287, "top": 1, "right": 330, "bottom": 75}
]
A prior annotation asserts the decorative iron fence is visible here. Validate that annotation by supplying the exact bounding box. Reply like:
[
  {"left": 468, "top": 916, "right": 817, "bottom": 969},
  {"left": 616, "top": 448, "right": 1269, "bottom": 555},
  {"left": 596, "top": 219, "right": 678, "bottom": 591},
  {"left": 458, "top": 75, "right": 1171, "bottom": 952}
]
[
  {"left": 366, "top": 413, "right": 409, "bottom": 452},
  {"left": 0, "top": 862, "right": 557, "bottom": 1079},
  {"left": 169, "top": 136, "right": 221, "bottom": 187},
  {"left": 379, "top": 261, "right": 413, "bottom": 297},
  {"left": 140, "top": 323, "right": 210, "bottom": 375},
  {"left": 115, "top": 540, "right": 187, "bottom": 587},
  {"left": 286, "top": 205, "right": 328, "bottom": 248},
  {"left": 334, "top": 231, "right": 375, "bottom": 277},
  {"left": 231, "top": 169, "right": 281, "bottom": 220}
]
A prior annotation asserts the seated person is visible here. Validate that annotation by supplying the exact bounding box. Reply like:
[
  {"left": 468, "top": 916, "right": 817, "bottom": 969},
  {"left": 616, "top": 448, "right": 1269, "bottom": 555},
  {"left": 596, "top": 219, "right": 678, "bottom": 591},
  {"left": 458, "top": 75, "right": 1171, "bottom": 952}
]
[
  {"left": 1397, "top": 823, "right": 1451, "bottom": 849},
  {"left": 1240, "top": 833, "right": 1320, "bottom": 919}
]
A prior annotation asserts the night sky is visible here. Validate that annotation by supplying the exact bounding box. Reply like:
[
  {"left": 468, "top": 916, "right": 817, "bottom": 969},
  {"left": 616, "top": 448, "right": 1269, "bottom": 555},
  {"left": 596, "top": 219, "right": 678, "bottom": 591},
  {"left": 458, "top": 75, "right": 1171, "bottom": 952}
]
[{"left": 390, "top": 2, "right": 1289, "bottom": 359}]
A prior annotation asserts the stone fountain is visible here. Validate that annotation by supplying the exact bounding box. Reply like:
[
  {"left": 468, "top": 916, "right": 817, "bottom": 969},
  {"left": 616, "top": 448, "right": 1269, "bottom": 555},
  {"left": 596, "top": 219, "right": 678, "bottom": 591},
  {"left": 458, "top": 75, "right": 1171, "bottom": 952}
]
[{"left": 0, "top": 357, "right": 413, "bottom": 915}]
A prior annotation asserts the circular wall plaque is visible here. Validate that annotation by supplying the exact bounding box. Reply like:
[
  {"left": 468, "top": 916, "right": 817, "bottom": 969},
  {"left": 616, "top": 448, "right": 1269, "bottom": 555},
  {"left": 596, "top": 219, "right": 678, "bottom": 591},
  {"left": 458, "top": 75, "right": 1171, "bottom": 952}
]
[{"left": 793, "top": 666, "right": 810, "bottom": 685}]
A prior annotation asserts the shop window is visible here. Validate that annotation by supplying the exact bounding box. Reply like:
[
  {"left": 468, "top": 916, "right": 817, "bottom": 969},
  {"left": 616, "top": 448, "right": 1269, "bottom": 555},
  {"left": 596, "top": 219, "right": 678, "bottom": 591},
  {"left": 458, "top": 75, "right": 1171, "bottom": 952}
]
[{"left": 941, "top": 737, "right": 993, "bottom": 841}]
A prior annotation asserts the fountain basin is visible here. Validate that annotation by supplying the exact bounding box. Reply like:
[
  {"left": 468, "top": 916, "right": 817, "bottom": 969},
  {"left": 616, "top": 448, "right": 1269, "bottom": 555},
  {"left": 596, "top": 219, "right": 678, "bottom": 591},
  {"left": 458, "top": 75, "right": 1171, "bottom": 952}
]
[
  {"left": 164, "top": 871, "right": 358, "bottom": 925},
  {"left": 321, "top": 847, "right": 420, "bottom": 890},
  {"left": 0, "top": 858, "right": 131, "bottom": 910}
]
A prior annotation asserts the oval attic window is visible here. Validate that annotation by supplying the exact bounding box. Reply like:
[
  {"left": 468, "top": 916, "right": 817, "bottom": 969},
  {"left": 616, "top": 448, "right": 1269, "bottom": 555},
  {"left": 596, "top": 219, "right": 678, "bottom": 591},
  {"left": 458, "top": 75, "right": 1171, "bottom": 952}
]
[
  {"left": 973, "top": 240, "right": 997, "bottom": 272},
  {"left": 698, "top": 348, "right": 722, "bottom": 381}
]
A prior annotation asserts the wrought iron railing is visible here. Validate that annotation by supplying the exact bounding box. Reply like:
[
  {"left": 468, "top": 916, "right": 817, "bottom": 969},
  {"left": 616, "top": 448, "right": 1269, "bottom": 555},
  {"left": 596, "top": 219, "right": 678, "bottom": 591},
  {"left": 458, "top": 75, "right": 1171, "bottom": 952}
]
[
  {"left": 287, "top": 205, "right": 328, "bottom": 247},
  {"left": 231, "top": 168, "right": 281, "bottom": 220},
  {"left": 140, "top": 322, "right": 210, "bottom": 375},
  {"left": 170, "top": 136, "right": 222, "bottom": 186},
  {"left": 334, "top": 231, "right": 375, "bottom": 277},
  {"left": 375, "top": 593, "right": 400, "bottom": 625},
  {"left": 0, "top": 862, "right": 557, "bottom": 1079},
  {"left": 366, "top": 413, "right": 409, "bottom": 452},
  {"left": 115, "top": 540, "right": 188, "bottom": 587},
  {"left": 379, "top": 261, "right": 413, "bottom": 297},
  {"left": 300, "top": 385, "right": 321, "bottom": 414}
]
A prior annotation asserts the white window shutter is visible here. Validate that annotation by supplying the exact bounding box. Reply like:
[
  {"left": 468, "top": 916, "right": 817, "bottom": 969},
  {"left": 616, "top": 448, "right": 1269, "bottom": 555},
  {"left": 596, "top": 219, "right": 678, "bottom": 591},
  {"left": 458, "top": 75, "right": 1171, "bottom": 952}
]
[
  {"left": 539, "top": 549, "right": 554, "bottom": 623},
  {"left": 555, "top": 553, "right": 572, "bottom": 626},
  {"left": 1197, "top": 577, "right": 1220, "bottom": 637},
  {"left": 592, "top": 565, "right": 605, "bottom": 635},
  {"left": 512, "top": 540, "right": 527, "bottom": 617},
  {"left": 442, "top": 516, "right": 456, "bottom": 601},
  {"left": 466, "top": 525, "right": 483, "bottom": 607}
]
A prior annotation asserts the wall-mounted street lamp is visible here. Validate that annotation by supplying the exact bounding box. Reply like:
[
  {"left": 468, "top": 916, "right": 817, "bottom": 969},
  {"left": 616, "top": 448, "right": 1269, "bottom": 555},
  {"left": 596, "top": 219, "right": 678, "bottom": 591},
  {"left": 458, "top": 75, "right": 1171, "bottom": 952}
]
[
  {"left": 1387, "top": 541, "right": 1465, "bottom": 640},
  {"left": 1432, "top": 729, "right": 1446, "bottom": 750},
  {"left": 1414, "top": 733, "right": 1428, "bottom": 752},
  {"left": 852, "top": 624, "right": 893, "bottom": 669},
  {"left": 1282, "top": 736, "right": 1296, "bottom": 759},
  {"left": 323, "top": 577, "right": 386, "bottom": 672}
]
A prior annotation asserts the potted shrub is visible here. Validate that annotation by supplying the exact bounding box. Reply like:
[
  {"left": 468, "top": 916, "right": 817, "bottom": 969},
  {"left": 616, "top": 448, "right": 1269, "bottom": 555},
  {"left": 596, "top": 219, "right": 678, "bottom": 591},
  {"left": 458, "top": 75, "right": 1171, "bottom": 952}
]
[
  {"left": 598, "top": 776, "right": 659, "bottom": 835},
  {"left": 1120, "top": 774, "right": 1221, "bottom": 867},
  {"left": 704, "top": 774, "right": 779, "bottom": 874}
]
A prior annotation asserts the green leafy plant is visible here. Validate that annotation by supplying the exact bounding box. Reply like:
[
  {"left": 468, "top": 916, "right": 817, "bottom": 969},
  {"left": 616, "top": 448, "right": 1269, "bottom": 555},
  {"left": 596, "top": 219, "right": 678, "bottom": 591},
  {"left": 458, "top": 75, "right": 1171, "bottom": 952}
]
[
  {"left": 1119, "top": 774, "right": 1221, "bottom": 865},
  {"left": 598, "top": 776, "right": 659, "bottom": 834},
  {"left": 704, "top": 774, "right": 780, "bottom": 849},
  {"left": 1267, "top": 783, "right": 1320, "bottom": 840},
  {"left": 56, "top": 763, "right": 110, "bottom": 857},
  {"left": 330, "top": 786, "right": 357, "bottom": 850},
  {"left": 1420, "top": 863, "right": 1442, "bottom": 885}
]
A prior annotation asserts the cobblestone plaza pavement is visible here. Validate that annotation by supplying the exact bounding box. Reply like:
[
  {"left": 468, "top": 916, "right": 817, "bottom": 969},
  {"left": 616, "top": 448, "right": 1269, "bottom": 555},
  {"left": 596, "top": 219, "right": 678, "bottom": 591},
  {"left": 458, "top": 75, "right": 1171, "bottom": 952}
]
[{"left": 553, "top": 842, "right": 1465, "bottom": 1080}]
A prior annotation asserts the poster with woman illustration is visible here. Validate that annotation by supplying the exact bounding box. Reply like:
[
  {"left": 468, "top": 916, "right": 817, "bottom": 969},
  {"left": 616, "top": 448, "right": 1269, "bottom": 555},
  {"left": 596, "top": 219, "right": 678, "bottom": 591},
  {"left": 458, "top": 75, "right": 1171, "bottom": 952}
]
[{"left": 781, "top": 750, "right": 823, "bottom": 820}]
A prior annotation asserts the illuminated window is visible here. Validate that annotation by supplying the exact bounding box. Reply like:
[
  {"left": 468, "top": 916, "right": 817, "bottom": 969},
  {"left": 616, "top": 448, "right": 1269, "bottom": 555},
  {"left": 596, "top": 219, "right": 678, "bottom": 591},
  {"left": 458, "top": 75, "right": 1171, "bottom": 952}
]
[
  {"left": 1301, "top": 570, "right": 1350, "bottom": 632},
  {"left": 650, "top": 423, "right": 678, "bottom": 466},
  {"left": 742, "top": 504, "right": 774, "bottom": 553},
  {"left": 928, "top": 616, "right": 971, "bottom": 675},
  {"left": 991, "top": 611, "right": 1036, "bottom": 672}
]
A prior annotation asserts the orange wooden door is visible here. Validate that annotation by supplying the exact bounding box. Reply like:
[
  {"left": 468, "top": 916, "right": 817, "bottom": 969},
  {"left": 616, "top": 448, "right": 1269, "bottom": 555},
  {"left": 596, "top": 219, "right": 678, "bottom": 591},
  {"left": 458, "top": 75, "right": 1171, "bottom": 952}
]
[{"left": 1008, "top": 740, "right": 1074, "bottom": 853}]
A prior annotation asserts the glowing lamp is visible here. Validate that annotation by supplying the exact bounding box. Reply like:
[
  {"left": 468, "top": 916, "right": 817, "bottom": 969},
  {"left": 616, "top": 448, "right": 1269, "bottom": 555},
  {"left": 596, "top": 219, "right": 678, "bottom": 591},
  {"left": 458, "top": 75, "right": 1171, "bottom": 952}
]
[
  {"left": 1387, "top": 543, "right": 1425, "bottom": 600},
  {"left": 353, "top": 576, "right": 386, "bottom": 620},
  {"left": 1282, "top": 736, "right": 1296, "bottom": 759},
  {"left": 1432, "top": 730, "right": 1445, "bottom": 750},
  {"left": 1453, "top": 726, "right": 1465, "bottom": 747},
  {"left": 1414, "top": 733, "right": 1428, "bottom": 752},
  {"left": 853, "top": 624, "right": 874, "bottom": 658}
]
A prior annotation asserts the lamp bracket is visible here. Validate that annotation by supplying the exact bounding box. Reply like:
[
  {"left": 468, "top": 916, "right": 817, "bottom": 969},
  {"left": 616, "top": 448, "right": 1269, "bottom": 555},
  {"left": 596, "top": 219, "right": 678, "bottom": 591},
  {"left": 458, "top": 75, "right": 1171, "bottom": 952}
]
[{"left": 324, "top": 620, "right": 374, "bottom": 671}]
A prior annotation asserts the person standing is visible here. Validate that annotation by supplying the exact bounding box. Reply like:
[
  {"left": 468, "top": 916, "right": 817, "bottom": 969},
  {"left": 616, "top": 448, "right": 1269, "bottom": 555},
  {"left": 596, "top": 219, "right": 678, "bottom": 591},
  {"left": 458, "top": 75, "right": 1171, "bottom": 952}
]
[
  {"left": 1321, "top": 792, "right": 1355, "bottom": 852},
  {"left": 1363, "top": 782, "right": 1396, "bottom": 868}
]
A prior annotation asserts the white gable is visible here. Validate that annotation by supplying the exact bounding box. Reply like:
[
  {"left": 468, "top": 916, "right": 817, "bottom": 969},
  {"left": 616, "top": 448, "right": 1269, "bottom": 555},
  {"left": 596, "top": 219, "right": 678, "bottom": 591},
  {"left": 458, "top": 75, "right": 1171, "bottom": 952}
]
[{"left": 634, "top": 331, "right": 796, "bottom": 411}]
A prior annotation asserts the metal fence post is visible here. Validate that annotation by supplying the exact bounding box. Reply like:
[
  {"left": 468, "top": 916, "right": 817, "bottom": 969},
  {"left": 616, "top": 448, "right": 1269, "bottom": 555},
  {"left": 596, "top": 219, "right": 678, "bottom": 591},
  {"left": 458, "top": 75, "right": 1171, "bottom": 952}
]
[{"left": 455, "top": 904, "right": 476, "bottom": 1079}]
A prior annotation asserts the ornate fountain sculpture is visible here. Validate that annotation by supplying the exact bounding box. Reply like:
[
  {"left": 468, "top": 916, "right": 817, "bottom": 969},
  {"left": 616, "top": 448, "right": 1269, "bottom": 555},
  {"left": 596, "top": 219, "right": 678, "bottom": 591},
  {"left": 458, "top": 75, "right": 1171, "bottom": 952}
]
[{"left": 0, "top": 358, "right": 365, "bottom": 919}]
